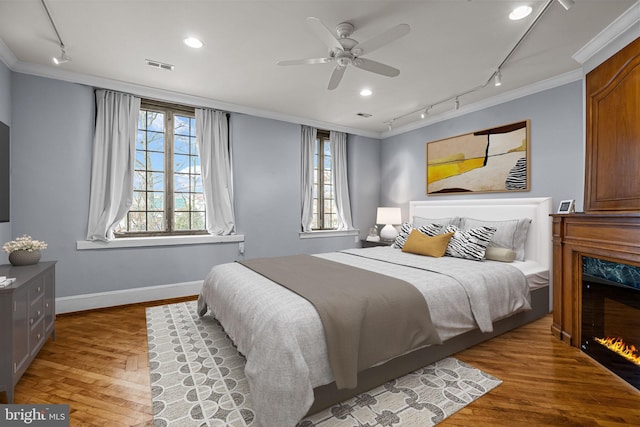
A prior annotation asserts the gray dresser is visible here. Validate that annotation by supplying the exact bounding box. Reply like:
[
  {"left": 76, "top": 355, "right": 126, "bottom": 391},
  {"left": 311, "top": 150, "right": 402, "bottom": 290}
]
[{"left": 0, "top": 261, "right": 56, "bottom": 403}]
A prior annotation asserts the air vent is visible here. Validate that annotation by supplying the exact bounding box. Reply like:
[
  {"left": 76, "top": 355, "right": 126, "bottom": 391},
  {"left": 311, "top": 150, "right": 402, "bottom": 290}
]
[
  {"left": 145, "top": 59, "right": 175, "bottom": 71},
  {"left": 357, "top": 113, "right": 372, "bottom": 118}
]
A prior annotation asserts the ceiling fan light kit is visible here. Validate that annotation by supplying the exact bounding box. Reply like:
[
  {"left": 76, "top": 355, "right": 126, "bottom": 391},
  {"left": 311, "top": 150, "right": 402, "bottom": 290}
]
[{"left": 277, "top": 17, "right": 410, "bottom": 90}]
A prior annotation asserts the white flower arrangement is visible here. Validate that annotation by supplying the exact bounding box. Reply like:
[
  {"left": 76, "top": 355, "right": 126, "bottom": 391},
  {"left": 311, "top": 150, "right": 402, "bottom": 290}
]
[{"left": 2, "top": 235, "right": 48, "bottom": 254}]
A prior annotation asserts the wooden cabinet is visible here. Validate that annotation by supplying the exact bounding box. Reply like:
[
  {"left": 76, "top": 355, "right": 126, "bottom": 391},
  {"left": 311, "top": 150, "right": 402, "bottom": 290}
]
[
  {"left": 585, "top": 36, "right": 640, "bottom": 213},
  {"left": 0, "top": 261, "right": 56, "bottom": 403}
]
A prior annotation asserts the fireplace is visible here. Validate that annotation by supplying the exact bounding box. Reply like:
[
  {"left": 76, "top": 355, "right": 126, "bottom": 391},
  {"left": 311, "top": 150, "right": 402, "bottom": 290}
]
[{"left": 582, "top": 256, "right": 640, "bottom": 390}]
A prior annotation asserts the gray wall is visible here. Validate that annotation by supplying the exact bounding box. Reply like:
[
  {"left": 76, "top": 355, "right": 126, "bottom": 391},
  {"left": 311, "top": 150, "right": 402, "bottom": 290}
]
[
  {"left": 0, "top": 60, "right": 10, "bottom": 246},
  {"left": 9, "top": 73, "right": 376, "bottom": 298},
  {"left": 379, "top": 81, "right": 585, "bottom": 219},
  {"left": 347, "top": 134, "right": 381, "bottom": 238}
]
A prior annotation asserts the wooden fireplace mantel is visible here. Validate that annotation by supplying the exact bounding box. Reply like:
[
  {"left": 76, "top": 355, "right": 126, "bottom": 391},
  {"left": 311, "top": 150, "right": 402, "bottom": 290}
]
[{"left": 551, "top": 213, "right": 640, "bottom": 346}]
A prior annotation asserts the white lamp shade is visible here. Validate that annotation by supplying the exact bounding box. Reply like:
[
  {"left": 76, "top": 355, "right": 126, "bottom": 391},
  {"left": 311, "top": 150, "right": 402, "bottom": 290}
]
[
  {"left": 376, "top": 207, "right": 401, "bottom": 225},
  {"left": 377, "top": 207, "right": 401, "bottom": 241}
]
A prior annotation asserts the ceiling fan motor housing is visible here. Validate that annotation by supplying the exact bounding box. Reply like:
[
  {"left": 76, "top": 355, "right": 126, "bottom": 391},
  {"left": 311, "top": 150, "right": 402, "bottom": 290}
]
[{"left": 335, "top": 22, "right": 355, "bottom": 38}]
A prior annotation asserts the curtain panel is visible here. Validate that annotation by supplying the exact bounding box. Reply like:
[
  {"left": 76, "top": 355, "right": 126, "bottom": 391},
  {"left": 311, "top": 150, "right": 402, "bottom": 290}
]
[
  {"left": 330, "top": 130, "right": 354, "bottom": 230},
  {"left": 300, "top": 125, "right": 317, "bottom": 232},
  {"left": 86, "top": 90, "right": 140, "bottom": 242},
  {"left": 195, "top": 109, "right": 236, "bottom": 235}
]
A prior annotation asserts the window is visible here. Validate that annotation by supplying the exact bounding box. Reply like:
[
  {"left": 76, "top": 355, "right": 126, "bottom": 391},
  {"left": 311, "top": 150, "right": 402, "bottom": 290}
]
[
  {"left": 117, "top": 100, "right": 206, "bottom": 236},
  {"left": 312, "top": 130, "right": 337, "bottom": 230}
]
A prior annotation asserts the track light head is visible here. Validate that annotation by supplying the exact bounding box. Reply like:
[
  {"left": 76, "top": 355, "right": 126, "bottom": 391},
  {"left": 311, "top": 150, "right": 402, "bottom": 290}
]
[
  {"left": 557, "top": 0, "right": 575, "bottom": 10},
  {"left": 454, "top": 97, "right": 460, "bottom": 110},
  {"left": 52, "top": 45, "right": 71, "bottom": 65},
  {"left": 494, "top": 70, "right": 502, "bottom": 87}
]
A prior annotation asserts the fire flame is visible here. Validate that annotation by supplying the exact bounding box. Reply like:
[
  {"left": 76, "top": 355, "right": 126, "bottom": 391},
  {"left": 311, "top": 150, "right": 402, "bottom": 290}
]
[{"left": 595, "top": 336, "right": 640, "bottom": 366}]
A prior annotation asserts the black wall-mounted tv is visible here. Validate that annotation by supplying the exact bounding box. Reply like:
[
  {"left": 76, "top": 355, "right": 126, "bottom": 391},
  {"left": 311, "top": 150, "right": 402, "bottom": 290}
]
[{"left": 0, "top": 121, "right": 9, "bottom": 223}]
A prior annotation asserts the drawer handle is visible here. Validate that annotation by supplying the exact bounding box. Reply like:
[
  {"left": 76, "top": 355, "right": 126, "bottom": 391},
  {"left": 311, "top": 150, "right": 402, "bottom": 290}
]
[
  {"left": 45, "top": 303, "right": 49, "bottom": 308},
  {"left": 37, "top": 286, "right": 41, "bottom": 293},
  {"left": 30, "top": 318, "right": 34, "bottom": 325},
  {"left": 37, "top": 310, "right": 41, "bottom": 317},
  {"left": 37, "top": 333, "right": 41, "bottom": 340}
]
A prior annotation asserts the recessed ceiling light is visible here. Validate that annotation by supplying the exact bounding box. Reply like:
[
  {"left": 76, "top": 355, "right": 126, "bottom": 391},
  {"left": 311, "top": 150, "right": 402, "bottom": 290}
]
[
  {"left": 360, "top": 88, "right": 373, "bottom": 97},
  {"left": 184, "top": 37, "right": 204, "bottom": 48},
  {"left": 509, "top": 5, "right": 532, "bottom": 20}
]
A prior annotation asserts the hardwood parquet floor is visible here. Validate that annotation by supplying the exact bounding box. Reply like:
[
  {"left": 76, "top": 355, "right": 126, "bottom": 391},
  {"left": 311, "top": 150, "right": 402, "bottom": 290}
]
[{"left": 5, "top": 298, "right": 640, "bottom": 426}]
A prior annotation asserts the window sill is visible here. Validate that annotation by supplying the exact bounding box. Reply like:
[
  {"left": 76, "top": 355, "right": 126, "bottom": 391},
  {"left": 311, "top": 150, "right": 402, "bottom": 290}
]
[
  {"left": 299, "top": 229, "right": 359, "bottom": 239},
  {"left": 77, "top": 234, "right": 245, "bottom": 250}
]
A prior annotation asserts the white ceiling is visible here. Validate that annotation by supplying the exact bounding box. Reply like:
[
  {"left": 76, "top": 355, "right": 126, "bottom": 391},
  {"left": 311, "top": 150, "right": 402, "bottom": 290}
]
[{"left": 0, "top": 0, "right": 637, "bottom": 137}]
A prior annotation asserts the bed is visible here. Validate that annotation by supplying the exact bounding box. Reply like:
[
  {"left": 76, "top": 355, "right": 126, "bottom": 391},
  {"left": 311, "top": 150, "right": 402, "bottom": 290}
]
[{"left": 197, "top": 197, "right": 552, "bottom": 427}]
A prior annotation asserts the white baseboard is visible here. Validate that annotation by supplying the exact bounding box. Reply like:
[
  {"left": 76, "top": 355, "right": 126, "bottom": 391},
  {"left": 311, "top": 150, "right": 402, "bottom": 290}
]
[{"left": 55, "top": 280, "right": 203, "bottom": 314}]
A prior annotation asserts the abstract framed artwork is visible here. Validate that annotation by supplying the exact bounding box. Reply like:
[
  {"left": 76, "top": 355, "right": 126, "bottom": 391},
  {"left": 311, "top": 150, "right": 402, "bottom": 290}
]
[{"left": 426, "top": 120, "right": 530, "bottom": 195}]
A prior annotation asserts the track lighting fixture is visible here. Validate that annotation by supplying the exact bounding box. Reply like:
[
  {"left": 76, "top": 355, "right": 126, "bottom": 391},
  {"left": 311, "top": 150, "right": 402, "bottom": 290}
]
[
  {"left": 42, "top": 0, "right": 71, "bottom": 66},
  {"left": 557, "top": 0, "right": 575, "bottom": 11},
  {"left": 52, "top": 44, "right": 71, "bottom": 65},
  {"left": 386, "top": 0, "right": 561, "bottom": 131},
  {"left": 494, "top": 70, "right": 502, "bottom": 87}
]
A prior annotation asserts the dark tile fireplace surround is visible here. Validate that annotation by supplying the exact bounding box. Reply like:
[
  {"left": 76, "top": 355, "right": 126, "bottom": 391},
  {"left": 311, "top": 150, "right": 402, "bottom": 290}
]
[{"left": 582, "top": 257, "right": 640, "bottom": 391}]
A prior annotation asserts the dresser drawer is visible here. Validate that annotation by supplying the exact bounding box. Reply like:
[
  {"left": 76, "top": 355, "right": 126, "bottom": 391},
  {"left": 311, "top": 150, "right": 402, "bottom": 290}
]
[
  {"left": 28, "top": 277, "right": 45, "bottom": 302},
  {"left": 30, "top": 297, "right": 44, "bottom": 328},
  {"left": 29, "top": 320, "right": 45, "bottom": 355}
]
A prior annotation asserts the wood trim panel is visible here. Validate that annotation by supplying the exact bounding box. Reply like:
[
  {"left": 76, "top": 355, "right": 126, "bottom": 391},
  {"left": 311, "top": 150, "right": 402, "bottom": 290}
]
[{"left": 585, "top": 36, "right": 640, "bottom": 213}]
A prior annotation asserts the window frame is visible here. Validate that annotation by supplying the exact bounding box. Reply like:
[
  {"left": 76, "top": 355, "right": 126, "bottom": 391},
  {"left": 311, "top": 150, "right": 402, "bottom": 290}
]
[
  {"left": 116, "top": 99, "right": 207, "bottom": 238},
  {"left": 312, "top": 130, "right": 337, "bottom": 231}
]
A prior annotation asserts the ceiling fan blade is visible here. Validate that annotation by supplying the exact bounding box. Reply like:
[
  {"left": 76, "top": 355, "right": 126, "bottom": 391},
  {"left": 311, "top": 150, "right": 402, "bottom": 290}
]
[
  {"left": 277, "top": 57, "right": 331, "bottom": 66},
  {"left": 353, "top": 24, "right": 410, "bottom": 56},
  {"left": 328, "top": 65, "right": 347, "bottom": 90},
  {"left": 307, "top": 17, "right": 343, "bottom": 51},
  {"left": 353, "top": 58, "right": 400, "bottom": 77}
]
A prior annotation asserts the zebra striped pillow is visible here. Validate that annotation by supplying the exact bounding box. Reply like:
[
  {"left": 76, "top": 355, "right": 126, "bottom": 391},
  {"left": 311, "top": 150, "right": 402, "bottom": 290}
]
[
  {"left": 392, "top": 222, "right": 442, "bottom": 249},
  {"left": 444, "top": 224, "right": 497, "bottom": 261}
]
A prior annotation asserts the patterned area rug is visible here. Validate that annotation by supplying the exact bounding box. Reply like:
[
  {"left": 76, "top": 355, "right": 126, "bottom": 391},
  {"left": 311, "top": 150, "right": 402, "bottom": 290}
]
[{"left": 147, "top": 301, "right": 501, "bottom": 427}]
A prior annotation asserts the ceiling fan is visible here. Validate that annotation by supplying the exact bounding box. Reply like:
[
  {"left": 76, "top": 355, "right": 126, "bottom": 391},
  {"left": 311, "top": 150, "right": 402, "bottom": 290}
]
[{"left": 277, "top": 17, "right": 410, "bottom": 90}]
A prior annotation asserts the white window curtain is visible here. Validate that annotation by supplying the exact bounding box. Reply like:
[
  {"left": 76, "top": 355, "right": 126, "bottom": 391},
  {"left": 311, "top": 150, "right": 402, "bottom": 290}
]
[
  {"left": 330, "top": 130, "right": 354, "bottom": 230},
  {"left": 86, "top": 90, "right": 140, "bottom": 242},
  {"left": 300, "top": 125, "right": 317, "bottom": 232},
  {"left": 195, "top": 108, "right": 236, "bottom": 235}
]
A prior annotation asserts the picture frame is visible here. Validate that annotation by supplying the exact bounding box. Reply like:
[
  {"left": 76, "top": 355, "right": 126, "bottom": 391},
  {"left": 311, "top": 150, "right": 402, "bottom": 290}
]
[
  {"left": 557, "top": 199, "right": 575, "bottom": 214},
  {"left": 426, "top": 120, "right": 530, "bottom": 195}
]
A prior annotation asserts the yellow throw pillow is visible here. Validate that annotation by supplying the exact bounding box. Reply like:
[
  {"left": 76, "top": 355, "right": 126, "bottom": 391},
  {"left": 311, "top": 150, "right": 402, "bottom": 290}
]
[{"left": 401, "top": 229, "right": 454, "bottom": 257}]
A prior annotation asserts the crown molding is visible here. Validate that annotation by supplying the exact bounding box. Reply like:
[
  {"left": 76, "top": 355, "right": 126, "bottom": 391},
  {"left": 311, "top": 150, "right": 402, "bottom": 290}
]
[
  {"left": 0, "top": 37, "right": 17, "bottom": 69},
  {"left": 381, "top": 69, "right": 582, "bottom": 139},
  {"left": 7, "top": 58, "right": 381, "bottom": 139},
  {"left": 572, "top": 1, "right": 640, "bottom": 65}
]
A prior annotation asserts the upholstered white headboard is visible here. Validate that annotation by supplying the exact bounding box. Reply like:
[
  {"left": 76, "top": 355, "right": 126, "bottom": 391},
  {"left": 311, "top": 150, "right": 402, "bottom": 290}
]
[{"left": 409, "top": 197, "right": 552, "bottom": 270}]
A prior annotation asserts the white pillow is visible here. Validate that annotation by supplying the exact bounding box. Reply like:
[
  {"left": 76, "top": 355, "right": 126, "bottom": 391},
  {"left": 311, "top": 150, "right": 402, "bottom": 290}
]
[
  {"left": 413, "top": 216, "right": 460, "bottom": 228},
  {"left": 459, "top": 217, "right": 531, "bottom": 261}
]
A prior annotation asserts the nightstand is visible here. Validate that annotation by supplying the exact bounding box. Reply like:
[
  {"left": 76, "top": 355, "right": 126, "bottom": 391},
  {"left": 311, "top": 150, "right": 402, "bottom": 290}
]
[{"left": 360, "top": 239, "right": 394, "bottom": 248}]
